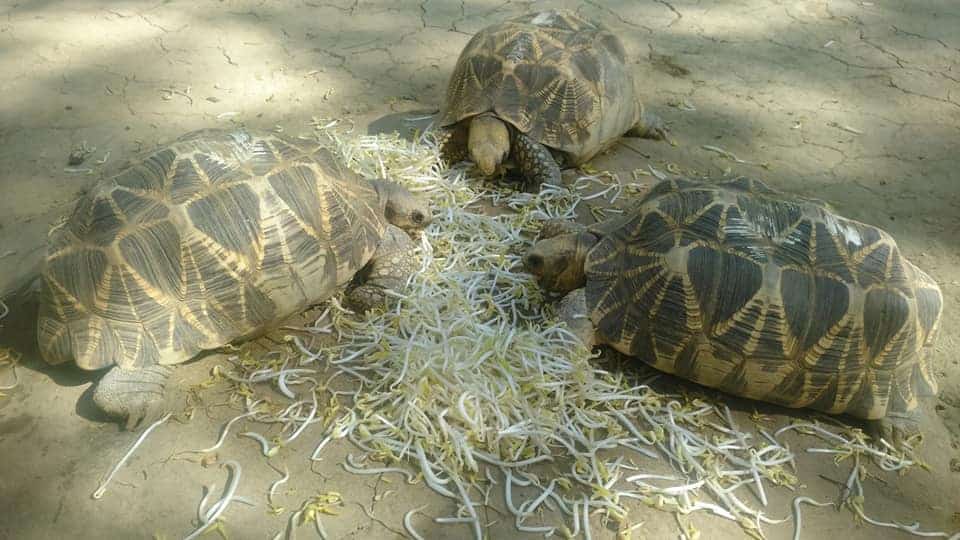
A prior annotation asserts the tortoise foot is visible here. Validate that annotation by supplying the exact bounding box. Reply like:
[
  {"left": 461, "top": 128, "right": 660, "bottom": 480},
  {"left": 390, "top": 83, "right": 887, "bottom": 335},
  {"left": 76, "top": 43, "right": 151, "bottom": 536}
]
[
  {"left": 869, "top": 411, "right": 923, "bottom": 451},
  {"left": 346, "top": 284, "right": 388, "bottom": 315},
  {"left": 627, "top": 110, "right": 670, "bottom": 141},
  {"left": 93, "top": 365, "right": 174, "bottom": 431}
]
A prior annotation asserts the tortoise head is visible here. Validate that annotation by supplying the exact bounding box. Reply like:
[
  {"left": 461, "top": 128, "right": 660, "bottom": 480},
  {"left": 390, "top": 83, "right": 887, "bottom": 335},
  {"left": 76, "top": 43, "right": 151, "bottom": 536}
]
[
  {"left": 371, "top": 179, "right": 433, "bottom": 232},
  {"left": 468, "top": 114, "right": 510, "bottom": 176},
  {"left": 523, "top": 231, "right": 598, "bottom": 293}
]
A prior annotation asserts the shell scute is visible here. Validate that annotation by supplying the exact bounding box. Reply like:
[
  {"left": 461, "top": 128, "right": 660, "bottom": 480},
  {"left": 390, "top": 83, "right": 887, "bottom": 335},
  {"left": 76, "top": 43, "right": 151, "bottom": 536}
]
[
  {"left": 586, "top": 177, "right": 942, "bottom": 419},
  {"left": 38, "top": 129, "right": 385, "bottom": 370},
  {"left": 440, "top": 9, "right": 640, "bottom": 163}
]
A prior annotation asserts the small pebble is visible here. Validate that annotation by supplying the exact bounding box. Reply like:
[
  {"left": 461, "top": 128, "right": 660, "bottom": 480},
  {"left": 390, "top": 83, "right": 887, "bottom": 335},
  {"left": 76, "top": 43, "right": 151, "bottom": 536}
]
[{"left": 68, "top": 149, "right": 86, "bottom": 166}]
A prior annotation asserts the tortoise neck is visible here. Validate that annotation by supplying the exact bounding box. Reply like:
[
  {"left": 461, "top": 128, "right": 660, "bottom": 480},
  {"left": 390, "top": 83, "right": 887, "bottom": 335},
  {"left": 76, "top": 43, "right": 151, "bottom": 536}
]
[{"left": 369, "top": 179, "right": 393, "bottom": 215}]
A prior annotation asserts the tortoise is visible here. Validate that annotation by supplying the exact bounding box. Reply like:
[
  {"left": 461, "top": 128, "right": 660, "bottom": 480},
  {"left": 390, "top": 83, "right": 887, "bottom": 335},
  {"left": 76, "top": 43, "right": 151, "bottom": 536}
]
[
  {"left": 37, "top": 129, "right": 432, "bottom": 429},
  {"left": 438, "top": 9, "right": 667, "bottom": 186},
  {"left": 523, "top": 177, "right": 943, "bottom": 445}
]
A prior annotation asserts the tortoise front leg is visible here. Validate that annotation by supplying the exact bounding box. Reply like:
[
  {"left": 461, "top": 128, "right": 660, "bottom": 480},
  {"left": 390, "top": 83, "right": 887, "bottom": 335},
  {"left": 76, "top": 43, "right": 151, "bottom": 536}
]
[
  {"left": 511, "top": 132, "right": 562, "bottom": 187},
  {"left": 626, "top": 107, "right": 669, "bottom": 141},
  {"left": 347, "top": 225, "right": 420, "bottom": 314},
  {"left": 538, "top": 219, "right": 588, "bottom": 241},
  {"left": 558, "top": 288, "right": 596, "bottom": 350},
  {"left": 92, "top": 364, "right": 174, "bottom": 430},
  {"left": 437, "top": 124, "right": 469, "bottom": 166}
]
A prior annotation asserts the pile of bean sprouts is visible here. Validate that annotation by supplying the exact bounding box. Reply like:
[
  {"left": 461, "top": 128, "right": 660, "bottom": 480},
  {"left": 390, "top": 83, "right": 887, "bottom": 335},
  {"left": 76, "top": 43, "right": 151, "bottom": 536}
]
[{"left": 92, "top": 122, "right": 958, "bottom": 540}]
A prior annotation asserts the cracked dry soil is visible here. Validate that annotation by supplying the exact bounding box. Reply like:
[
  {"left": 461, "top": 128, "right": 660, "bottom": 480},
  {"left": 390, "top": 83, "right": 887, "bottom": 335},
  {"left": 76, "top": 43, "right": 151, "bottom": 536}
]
[{"left": 0, "top": 1, "right": 958, "bottom": 539}]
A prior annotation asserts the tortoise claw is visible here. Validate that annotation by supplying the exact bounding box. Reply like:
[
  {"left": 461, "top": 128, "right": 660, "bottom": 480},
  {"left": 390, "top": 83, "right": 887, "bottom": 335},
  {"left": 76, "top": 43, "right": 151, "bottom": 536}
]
[
  {"left": 869, "top": 411, "right": 923, "bottom": 452},
  {"left": 559, "top": 288, "right": 595, "bottom": 349},
  {"left": 628, "top": 110, "right": 670, "bottom": 142},
  {"left": 538, "top": 219, "right": 587, "bottom": 241}
]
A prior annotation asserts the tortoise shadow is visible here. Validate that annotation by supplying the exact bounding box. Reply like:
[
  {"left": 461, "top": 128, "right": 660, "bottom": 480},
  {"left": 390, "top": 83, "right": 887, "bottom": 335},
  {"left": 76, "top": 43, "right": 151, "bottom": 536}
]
[
  {"left": 366, "top": 109, "right": 438, "bottom": 140},
  {"left": 0, "top": 287, "right": 97, "bottom": 389}
]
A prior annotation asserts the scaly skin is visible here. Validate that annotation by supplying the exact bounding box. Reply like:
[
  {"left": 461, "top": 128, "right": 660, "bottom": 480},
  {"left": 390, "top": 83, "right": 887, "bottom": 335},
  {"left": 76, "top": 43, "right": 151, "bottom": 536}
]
[
  {"left": 93, "top": 364, "right": 174, "bottom": 431},
  {"left": 558, "top": 288, "right": 596, "bottom": 349},
  {"left": 870, "top": 410, "right": 923, "bottom": 449},
  {"left": 538, "top": 219, "right": 587, "bottom": 241},
  {"left": 512, "top": 131, "right": 562, "bottom": 187},
  {"left": 347, "top": 224, "right": 420, "bottom": 314},
  {"left": 438, "top": 125, "right": 469, "bottom": 166},
  {"left": 626, "top": 108, "right": 669, "bottom": 141}
]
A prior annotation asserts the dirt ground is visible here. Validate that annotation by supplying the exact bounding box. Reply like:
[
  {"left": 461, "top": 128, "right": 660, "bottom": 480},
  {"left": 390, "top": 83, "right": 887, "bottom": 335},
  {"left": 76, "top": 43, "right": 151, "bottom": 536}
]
[{"left": 0, "top": 0, "right": 958, "bottom": 539}]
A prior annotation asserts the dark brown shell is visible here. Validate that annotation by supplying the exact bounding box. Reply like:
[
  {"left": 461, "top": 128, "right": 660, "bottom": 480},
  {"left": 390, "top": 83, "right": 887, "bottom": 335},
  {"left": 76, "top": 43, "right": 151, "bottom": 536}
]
[
  {"left": 439, "top": 9, "right": 641, "bottom": 164},
  {"left": 38, "top": 129, "right": 385, "bottom": 370},
  {"left": 585, "top": 177, "right": 942, "bottom": 420}
]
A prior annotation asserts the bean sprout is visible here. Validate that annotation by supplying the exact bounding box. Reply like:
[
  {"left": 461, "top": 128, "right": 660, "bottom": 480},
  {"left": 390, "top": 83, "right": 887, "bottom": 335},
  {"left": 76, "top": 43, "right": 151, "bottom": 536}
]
[
  {"left": 184, "top": 460, "right": 242, "bottom": 540},
  {"left": 92, "top": 413, "right": 172, "bottom": 499}
]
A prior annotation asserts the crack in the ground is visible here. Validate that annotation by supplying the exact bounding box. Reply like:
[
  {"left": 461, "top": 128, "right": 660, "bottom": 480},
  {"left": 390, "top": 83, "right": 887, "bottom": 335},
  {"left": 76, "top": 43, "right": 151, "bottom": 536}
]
[
  {"left": 798, "top": 131, "right": 848, "bottom": 160},
  {"left": 351, "top": 501, "right": 405, "bottom": 537},
  {"left": 654, "top": 0, "right": 682, "bottom": 26},
  {"left": 938, "top": 69, "right": 960, "bottom": 84},
  {"left": 396, "top": 28, "right": 421, "bottom": 46},
  {"left": 227, "top": 10, "right": 268, "bottom": 22},
  {"left": 303, "top": 0, "right": 359, "bottom": 15},
  {"left": 311, "top": 46, "right": 384, "bottom": 92},
  {"left": 779, "top": 4, "right": 831, "bottom": 32},
  {"left": 418, "top": 0, "right": 472, "bottom": 36},
  {"left": 813, "top": 104, "right": 915, "bottom": 129},
  {"left": 880, "top": 74, "right": 960, "bottom": 110},
  {"left": 313, "top": 47, "right": 348, "bottom": 72},
  {"left": 451, "top": 0, "right": 508, "bottom": 36},
  {"left": 891, "top": 25, "right": 960, "bottom": 53},
  {"left": 580, "top": 0, "right": 653, "bottom": 33},
  {"left": 767, "top": 39, "right": 896, "bottom": 71},
  {"left": 140, "top": 14, "right": 170, "bottom": 33},
  {"left": 103, "top": 9, "right": 134, "bottom": 20},
  {"left": 858, "top": 31, "right": 907, "bottom": 68},
  {"left": 218, "top": 44, "right": 239, "bottom": 67},
  {"left": 691, "top": 25, "right": 762, "bottom": 46},
  {"left": 859, "top": 31, "right": 960, "bottom": 84}
]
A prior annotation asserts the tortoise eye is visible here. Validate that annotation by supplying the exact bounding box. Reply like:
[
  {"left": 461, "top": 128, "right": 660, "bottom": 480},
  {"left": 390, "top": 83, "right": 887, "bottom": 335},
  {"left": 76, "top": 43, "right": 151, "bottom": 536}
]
[{"left": 411, "top": 211, "right": 425, "bottom": 225}]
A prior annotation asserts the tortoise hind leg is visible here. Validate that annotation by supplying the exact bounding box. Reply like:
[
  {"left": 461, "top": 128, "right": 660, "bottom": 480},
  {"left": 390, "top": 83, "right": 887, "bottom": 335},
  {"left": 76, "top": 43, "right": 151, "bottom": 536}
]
[
  {"left": 347, "top": 225, "right": 419, "bottom": 314},
  {"left": 868, "top": 365, "right": 934, "bottom": 450},
  {"left": 512, "top": 132, "right": 562, "bottom": 187},
  {"left": 92, "top": 364, "right": 174, "bottom": 431},
  {"left": 625, "top": 107, "right": 669, "bottom": 141},
  {"left": 868, "top": 409, "right": 923, "bottom": 451}
]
